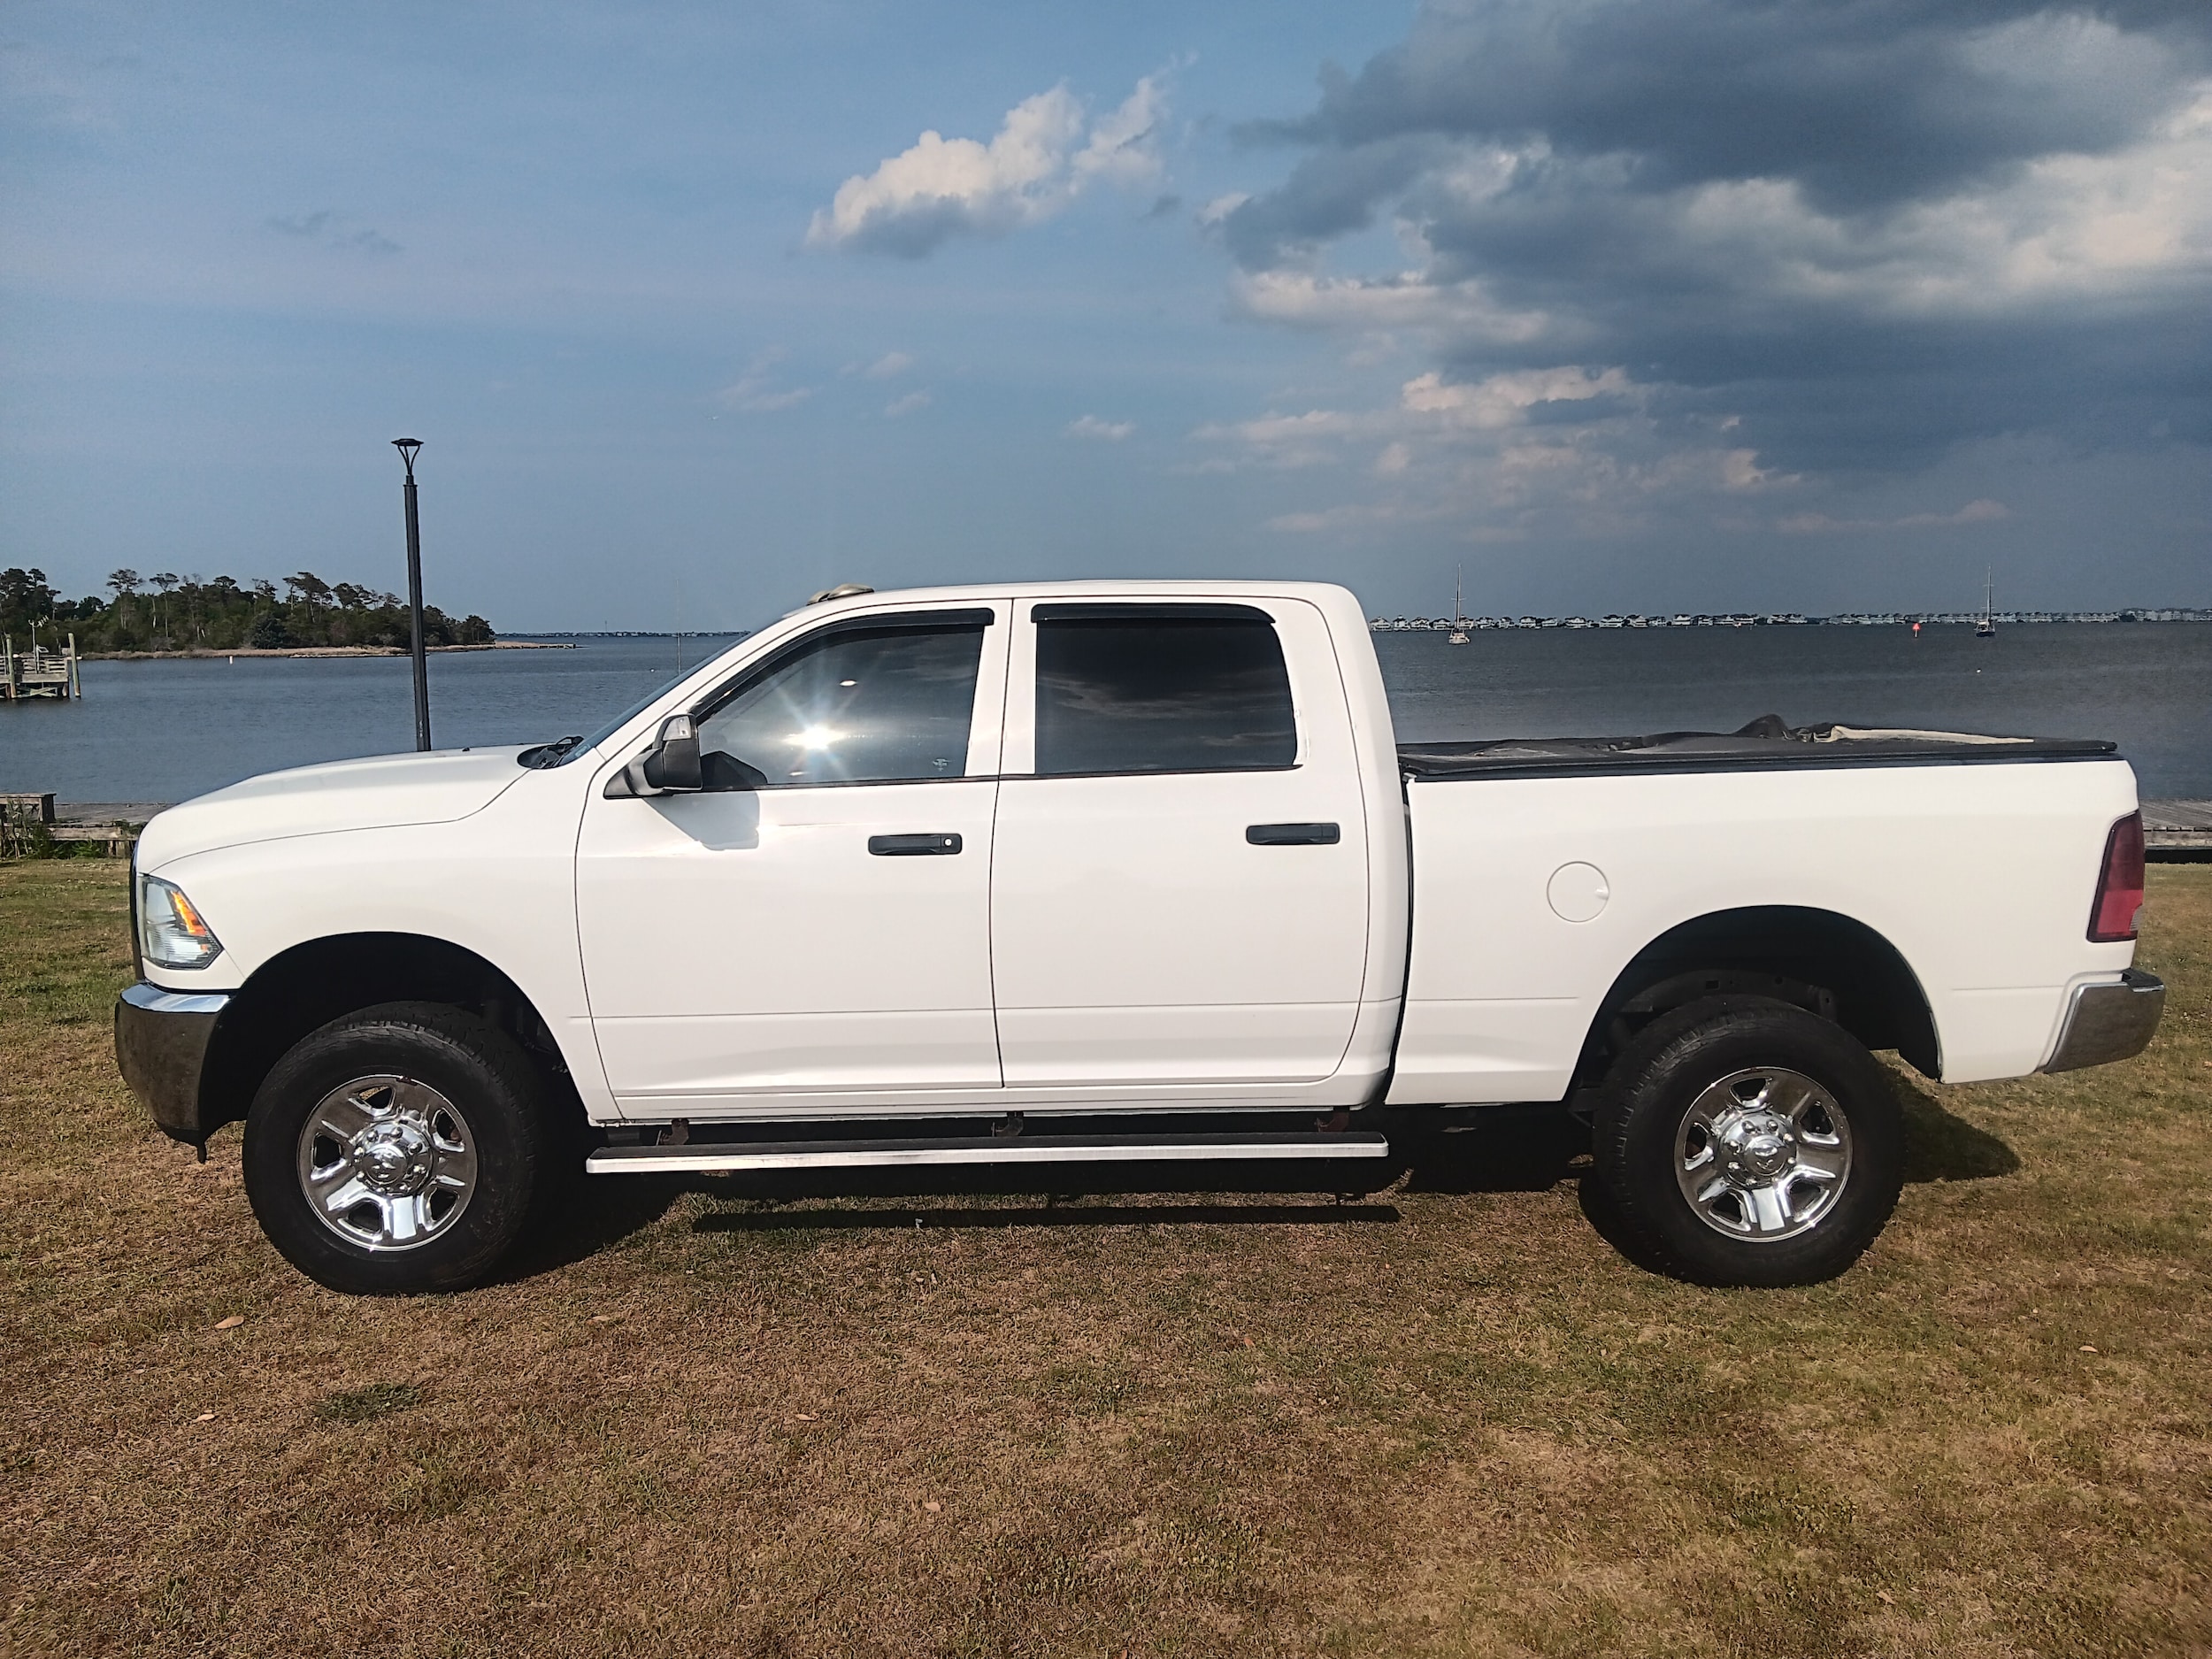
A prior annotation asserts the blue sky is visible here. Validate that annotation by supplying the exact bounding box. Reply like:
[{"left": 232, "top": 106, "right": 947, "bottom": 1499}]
[{"left": 4, "top": 0, "right": 2208, "bottom": 631}]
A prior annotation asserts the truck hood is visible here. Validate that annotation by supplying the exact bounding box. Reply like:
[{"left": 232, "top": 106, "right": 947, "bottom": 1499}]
[{"left": 136, "top": 748, "right": 532, "bottom": 870}]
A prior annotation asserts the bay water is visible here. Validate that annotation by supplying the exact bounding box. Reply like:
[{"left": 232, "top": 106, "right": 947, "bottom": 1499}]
[{"left": 4, "top": 623, "right": 2207, "bottom": 805}]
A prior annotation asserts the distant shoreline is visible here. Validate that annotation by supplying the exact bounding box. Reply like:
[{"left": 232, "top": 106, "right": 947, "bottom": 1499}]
[
  {"left": 81, "top": 641, "right": 576, "bottom": 662},
  {"left": 1371, "top": 611, "right": 2212, "bottom": 632},
  {"left": 502, "top": 631, "right": 752, "bottom": 641}
]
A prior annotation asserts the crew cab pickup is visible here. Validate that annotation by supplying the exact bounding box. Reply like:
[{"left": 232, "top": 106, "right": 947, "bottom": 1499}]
[{"left": 114, "top": 580, "right": 2164, "bottom": 1293}]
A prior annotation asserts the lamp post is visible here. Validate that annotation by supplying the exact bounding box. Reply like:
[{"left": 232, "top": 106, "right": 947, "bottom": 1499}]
[{"left": 391, "top": 438, "right": 432, "bottom": 751}]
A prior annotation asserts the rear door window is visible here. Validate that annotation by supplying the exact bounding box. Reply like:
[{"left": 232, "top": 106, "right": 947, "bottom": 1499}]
[{"left": 1032, "top": 603, "right": 1297, "bottom": 776}]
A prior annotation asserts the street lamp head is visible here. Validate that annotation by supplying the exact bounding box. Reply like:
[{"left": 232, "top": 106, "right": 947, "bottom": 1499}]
[{"left": 391, "top": 437, "right": 423, "bottom": 476}]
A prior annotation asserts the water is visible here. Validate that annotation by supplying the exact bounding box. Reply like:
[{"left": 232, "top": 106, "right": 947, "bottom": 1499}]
[
  {"left": 1375, "top": 623, "right": 2212, "bottom": 796},
  {"left": 4, "top": 624, "right": 2207, "bottom": 804},
  {"left": 0, "top": 637, "right": 736, "bottom": 805}
]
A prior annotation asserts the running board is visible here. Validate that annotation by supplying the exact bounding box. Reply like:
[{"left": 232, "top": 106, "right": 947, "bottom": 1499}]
[{"left": 587, "top": 1130, "right": 1390, "bottom": 1175}]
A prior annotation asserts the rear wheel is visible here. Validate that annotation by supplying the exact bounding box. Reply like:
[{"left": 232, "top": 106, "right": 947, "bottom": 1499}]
[
  {"left": 1592, "top": 996, "right": 1903, "bottom": 1286},
  {"left": 242, "top": 1002, "right": 552, "bottom": 1294}
]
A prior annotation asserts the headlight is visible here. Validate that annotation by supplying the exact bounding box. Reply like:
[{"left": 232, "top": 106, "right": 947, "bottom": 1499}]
[{"left": 138, "top": 872, "right": 224, "bottom": 970}]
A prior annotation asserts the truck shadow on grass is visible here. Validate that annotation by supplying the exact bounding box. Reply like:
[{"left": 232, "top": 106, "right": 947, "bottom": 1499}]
[
  {"left": 511, "top": 1169, "right": 1409, "bottom": 1281},
  {"left": 1895, "top": 1076, "right": 2023, "bottom": 1185},
  {"left": 507, "top": 1073, "right": 2016, "bottom": 1279}
]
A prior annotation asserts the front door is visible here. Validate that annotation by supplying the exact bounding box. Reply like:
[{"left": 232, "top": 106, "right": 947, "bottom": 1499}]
[
  {"left": 577, "top": 603, "right": 1009, "bottom": 1111},
  {"left": 987, "top": 598, "right": 1372, "bottom": 1088}
]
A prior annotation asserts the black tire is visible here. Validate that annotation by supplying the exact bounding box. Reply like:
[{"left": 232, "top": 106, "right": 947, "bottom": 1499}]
[
  {"left": 1591, "top": 995, "right": 1903, "bottom": 1287},
  {"left": 242, "top": 1002, "right": 553, "bottom": 1294}
]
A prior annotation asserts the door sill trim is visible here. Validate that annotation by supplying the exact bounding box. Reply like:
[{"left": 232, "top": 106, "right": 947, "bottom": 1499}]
[{"left": 588, "top": 1130, "right": 1388, "bottom": 1174}]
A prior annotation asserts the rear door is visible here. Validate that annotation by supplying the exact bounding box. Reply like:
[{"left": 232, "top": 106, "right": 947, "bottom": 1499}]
[{"left": 987, "top": 598, "right": 1371, "bottom": 1087}]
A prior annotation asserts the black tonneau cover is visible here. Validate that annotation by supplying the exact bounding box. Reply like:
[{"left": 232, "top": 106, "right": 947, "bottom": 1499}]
[{"left": 1398, "top": 714, "right": 2117, "bottom": 780}]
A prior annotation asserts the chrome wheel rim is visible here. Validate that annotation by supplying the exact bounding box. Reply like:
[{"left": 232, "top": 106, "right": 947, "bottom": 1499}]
[
  {"left": 296, "top": 1075, "right": 478, "bottom": 1252},
  {"left": 1674, "top": 1066, "right": 1852, "bottom": 1242}
]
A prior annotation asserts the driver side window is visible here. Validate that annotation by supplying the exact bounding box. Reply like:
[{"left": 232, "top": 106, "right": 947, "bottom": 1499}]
[{"left": 693, "top": 611, "right": 990, "bottom": 788}]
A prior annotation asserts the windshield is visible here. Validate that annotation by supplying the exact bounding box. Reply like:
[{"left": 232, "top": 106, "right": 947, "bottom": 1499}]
[{"left": 518, "top": 634, "right": 757, "bottom": 769}]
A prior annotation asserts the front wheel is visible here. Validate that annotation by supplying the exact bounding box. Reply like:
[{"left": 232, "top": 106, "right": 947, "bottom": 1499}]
[
  {"left": 242, "top": 1002, "right": 553, "bottom": 1294},
  {"left": 1592, "top": 996, "right": 1904, "bottom": 1286}
]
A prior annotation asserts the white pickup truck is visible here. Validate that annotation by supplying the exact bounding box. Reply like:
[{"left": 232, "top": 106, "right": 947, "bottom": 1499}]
[{"left": 115, "top": 580, "right": 2163, "bottom": 1294}]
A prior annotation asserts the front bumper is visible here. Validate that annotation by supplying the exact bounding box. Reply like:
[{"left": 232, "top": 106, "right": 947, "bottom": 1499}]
[
  {"left": 114, "top": 982, "right": 232, "bottom": 1145},
  {"left": 2041, "top": 970, "right": 2166, "bottom": 1074}
]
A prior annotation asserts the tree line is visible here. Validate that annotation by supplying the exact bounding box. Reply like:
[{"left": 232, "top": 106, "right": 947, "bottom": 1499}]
[{"left": 0, "top": 567, "right": 495, "bottom": 653}]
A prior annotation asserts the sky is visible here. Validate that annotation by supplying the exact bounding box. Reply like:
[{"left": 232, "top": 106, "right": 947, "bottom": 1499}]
[{"left": 3, "top": 0, "right": 2208, "bottom": 631}]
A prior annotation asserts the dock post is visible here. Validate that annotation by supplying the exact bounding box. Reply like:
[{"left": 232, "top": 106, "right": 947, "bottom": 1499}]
[{"left": 68, "top": 633, "right": 80, "bottom": 699}]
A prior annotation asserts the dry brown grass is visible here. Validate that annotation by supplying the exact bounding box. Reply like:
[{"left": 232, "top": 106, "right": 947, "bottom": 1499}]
[{"left": 2, "top": 859, "right": 2208, "bottom": 1657}]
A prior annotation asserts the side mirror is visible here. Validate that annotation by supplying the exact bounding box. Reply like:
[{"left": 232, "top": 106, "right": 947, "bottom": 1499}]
[
  {"left": 608, "top": 714, "right": 703, "bottom": 797},
  {"left": 641, "top": 714, "right": 703, "bottom": 792}
]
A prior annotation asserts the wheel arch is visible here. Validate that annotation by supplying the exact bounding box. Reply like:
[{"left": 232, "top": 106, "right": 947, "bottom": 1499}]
[
  {"left": 1576, "top": 905, "right": 1940, "bottom": 1092},
  {"left": 199, "top": 933, "right": 573, "bottom": 1138}
]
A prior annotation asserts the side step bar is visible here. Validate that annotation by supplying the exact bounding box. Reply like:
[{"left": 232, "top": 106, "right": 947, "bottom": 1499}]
[{"left": 587, "top": 1130, "right": 1390, "bottom": 1176}]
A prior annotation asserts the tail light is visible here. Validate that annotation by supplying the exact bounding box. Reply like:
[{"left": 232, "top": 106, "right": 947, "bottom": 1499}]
[{"left": 2088, "top": 812, "right": 2145, "bottom": 943}]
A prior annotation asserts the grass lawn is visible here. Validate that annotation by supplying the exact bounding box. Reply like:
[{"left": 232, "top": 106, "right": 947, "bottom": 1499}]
[{"left": 2, "top": 858, "right": 2207, "bottom": 1657}]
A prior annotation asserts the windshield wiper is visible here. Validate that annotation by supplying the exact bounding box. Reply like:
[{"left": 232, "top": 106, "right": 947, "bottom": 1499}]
[{"left": 518, "top": 734, "right": 585, "bottom": 769}]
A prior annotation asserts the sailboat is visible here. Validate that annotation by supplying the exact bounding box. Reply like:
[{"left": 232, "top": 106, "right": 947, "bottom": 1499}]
[
  {"left": 1977, "top": 568, "right": 1996, "bottom": 638},
  {"left": 1448, "top": 566, "right": 1470, "bottom": 645}
]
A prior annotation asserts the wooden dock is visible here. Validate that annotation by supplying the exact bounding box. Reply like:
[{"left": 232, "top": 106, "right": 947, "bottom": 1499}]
[
  {"left": 2144, "top": 800, "right": 2212, "bottom": 860},
  {"left": 0, "top": 795, "right": 143, "bottom": 857},
  {"left": 2, "top": 635, "right": 81, "bottom": 700}
]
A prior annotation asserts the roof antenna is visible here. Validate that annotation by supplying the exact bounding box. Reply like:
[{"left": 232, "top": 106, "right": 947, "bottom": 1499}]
[{"left": 807, "top": 582, "right": 874, "bottom": 605}]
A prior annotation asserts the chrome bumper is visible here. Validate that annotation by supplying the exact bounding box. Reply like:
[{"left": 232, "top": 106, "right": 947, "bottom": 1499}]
[
  {"left": 114, "top": 982, "right": 232, "bottom": 1145},
  {"left": 2041, "top": 971, "right": 2165, "bottom": 1074}
]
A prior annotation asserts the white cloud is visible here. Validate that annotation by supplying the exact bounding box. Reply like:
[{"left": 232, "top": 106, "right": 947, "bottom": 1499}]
[
  {"left": 734, "top": 387, "right": 810, "bottom": 411},
  {"left": 1073, "top": 79, "right": 1167, "bottom": 188},
  {"left": 717, "top": 350, "right": 812, "bottom": 412},
  {"left": 1650, "top": 87, "right": 2212, "bottom": 319},
  {"left": 807, "top": 75, "right": 1168, "bottom": 257},
  {"left": 1194, "top": 366, "right": 1644, "bottom": 475},
  {"left": 1065, "top": 414, "right": 1134, "bottom": 441},
  {"left": 1187, "top": 9, "right": 2209, "bottom": 564},
  {"left": 1233, "top": 267, "right": 1551, "bottom": 346},
  {"left": 1193, "top": 119, "right": 2183, "bottom": 533},
  {"left": 1401, "top": 366, "right": 1636, "bottom": 428},
  {"left": 1778, "top": 499, "right": 2011, "bottom": 534},
  {"left": 863, "top": 351, "right": 915, "bottom": 379},
  {"left": 1194, "top": 408, "right": 1360, "bottom": 444},
  {"left": 1721, "top": 449, "right": 1799, "bottom": 492},
  {"left": 884, "top": 390, "right": 931, "bottom": 418},
  {"left": 1267, "top": 501, "right": 1441, "bottom": 534},
  {"left": 1191, "top": 407, "right": 1363, "bottom": 471},
  {"left": 1235, "top": 83, "right": 2212, "bottom": 353},
  {"left": 1191, "top": 361, "right": 1810, "bottom": 540}
]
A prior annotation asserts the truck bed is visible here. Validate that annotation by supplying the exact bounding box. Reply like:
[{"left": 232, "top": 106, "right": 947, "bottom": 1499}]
[
  {"left": 1387, "top": 714, "right": 2139, "bottom": 1102},
  {"left": 1399, "top": 715, "right": 2116, "bottom": 780}
]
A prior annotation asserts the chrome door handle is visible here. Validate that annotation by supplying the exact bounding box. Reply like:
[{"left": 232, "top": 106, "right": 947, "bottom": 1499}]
[
  {"left": 1246, "top": 822, "right": 1340, "bottom": 846},
  {"left": 868, "top": 833, "right": 964, "bottom": 856}
]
